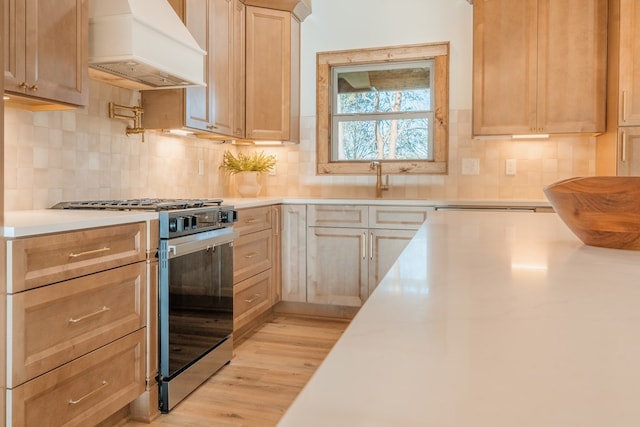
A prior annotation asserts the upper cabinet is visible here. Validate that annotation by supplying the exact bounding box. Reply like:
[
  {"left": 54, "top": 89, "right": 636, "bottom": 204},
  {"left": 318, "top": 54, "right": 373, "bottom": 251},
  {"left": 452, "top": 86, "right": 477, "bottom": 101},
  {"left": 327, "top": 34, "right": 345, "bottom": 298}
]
[
  {"left": 142, "top": 0, "right": 303, "bottom": 143},
  {"left": 142, "top": 0, "right": 245, "bottom": 138},
  {"left": 245, "top": 6, "right": 300, "bottom": 142},
  {"left": 3, "top": 0, "right": 89, "bottom": 108},
  {"left": 595, "top": 0, "right": 640, "bottom": 175},
  {"left": 473, "top": 0, "right": 607, "bottom": 136},
  {"left": 618, "top": 0, "right": 640, "bottom": 126}
]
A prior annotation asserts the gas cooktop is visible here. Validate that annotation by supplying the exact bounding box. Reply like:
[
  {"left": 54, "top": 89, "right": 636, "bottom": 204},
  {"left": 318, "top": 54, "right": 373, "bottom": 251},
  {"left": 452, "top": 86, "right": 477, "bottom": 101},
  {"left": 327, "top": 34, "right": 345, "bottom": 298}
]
[{"left": 51, "top": 198, "right": 224, "bottom": 211}]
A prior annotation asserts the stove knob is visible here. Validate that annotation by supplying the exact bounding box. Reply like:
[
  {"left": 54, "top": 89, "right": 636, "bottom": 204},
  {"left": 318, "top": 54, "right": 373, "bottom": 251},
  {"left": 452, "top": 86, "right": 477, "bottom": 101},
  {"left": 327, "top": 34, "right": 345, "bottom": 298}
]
[
  {"left": 221, "top": 210, "right": 238, "bottom": 224},
  {"left": 176, "top": 216, "right": 184, "bottom": 232},
  {"left": 169, "top": 218, "right": 178, "bottom": 233},
  {"left": 190, "top": 215, "right": 198, "bottom": 229}
]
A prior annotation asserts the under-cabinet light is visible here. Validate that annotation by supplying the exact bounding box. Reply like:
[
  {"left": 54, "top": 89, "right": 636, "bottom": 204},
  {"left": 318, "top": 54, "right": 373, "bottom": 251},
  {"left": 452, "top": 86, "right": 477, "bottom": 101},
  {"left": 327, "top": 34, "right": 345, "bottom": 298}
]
[
  {"left": 166, "top": 129, "right": 194, "bottom": 136},
  {"left": 511, "top": 134, "right": 550, "bottom": 140}
]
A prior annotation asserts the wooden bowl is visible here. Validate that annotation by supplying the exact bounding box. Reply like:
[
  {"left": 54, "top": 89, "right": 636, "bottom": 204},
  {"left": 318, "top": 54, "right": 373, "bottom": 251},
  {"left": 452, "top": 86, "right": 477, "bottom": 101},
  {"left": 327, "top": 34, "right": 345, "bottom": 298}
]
[{"left": 543, "top": 176, "right": 640, "bottom": 250}]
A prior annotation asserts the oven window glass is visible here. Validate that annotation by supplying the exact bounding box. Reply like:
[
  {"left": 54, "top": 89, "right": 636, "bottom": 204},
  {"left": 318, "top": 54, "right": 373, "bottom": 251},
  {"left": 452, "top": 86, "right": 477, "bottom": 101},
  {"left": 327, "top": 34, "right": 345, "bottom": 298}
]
[{"left": 166, "top": 242, "right": 233, "bottom": 377}]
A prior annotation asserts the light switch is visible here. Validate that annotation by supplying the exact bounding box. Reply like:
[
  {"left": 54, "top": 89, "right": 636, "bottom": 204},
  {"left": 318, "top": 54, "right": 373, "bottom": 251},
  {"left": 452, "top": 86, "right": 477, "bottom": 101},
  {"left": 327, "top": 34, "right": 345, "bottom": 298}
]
[
  {"left": 198, "top": 159, "right": 204, "bottom": 176},
  {"left": 505, "top": 159, "right": 517, "bottom": 176}
]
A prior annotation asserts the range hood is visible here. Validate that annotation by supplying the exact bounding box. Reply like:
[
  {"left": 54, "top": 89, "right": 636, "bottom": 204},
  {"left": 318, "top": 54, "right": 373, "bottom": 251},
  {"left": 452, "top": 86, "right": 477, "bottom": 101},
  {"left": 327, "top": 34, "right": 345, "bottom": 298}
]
[{"left": 88, "top": 0, "right": 206, "bottom": 90}]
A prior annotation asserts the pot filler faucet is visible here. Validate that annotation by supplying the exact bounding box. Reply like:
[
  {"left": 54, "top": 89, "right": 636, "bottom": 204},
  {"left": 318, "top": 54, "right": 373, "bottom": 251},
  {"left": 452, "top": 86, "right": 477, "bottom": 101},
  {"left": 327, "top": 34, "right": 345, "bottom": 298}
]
[{"left": 370, "top": 161, "right": 389, "bottom": 198}]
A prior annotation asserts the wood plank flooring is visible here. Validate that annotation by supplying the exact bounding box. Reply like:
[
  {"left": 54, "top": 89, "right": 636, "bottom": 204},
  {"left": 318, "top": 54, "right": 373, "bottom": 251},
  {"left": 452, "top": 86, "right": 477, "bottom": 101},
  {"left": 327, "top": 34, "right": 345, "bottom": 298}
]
[{"left": 124, "top": 315, "right": 348, "bottom": 427}]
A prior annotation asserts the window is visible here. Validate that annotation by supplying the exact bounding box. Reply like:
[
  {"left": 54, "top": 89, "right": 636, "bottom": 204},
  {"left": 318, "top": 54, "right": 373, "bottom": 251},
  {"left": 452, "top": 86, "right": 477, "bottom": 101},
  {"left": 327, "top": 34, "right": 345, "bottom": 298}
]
[{"left": 317, "top": 43, "right": 449, "bottom": 175}]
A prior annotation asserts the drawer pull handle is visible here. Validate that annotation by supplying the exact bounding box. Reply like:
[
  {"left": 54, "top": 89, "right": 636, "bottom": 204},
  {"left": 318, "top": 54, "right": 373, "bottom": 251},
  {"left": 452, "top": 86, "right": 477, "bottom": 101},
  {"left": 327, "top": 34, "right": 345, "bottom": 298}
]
[
  {"left": 244, "top": 218, "right": 257, "bottom": 223},
  {"left": 244, "top": 252, "right": 258, "bottom": 259},
  {"left": 69, "top": 306, "right": 110, "bottom": 324},
  {"left": 244, "top": 294, "right": 261, "bottom": 303},
  {"left": 69, "top": 246, "right": 111, "bottom": 258},
  {"left": 69, "top": 380, "right": 108, "bottom": 405}
]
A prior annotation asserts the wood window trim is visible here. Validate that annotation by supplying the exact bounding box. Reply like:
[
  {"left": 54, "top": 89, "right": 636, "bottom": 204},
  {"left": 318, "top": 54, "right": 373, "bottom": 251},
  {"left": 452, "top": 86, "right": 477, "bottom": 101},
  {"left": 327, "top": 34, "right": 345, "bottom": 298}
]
[{"left": 316, "top": 42, "right": 449, "bottom": 175}]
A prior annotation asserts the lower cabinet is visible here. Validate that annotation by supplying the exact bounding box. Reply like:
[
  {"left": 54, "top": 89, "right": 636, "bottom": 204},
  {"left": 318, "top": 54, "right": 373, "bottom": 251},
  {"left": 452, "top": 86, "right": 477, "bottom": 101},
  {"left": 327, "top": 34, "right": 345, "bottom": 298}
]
[
  {"left": 3, "top": 222, "right": 150, "bottom": 426},
  {"left": 284, "top": 204, "right": 429, "bottom": 308},
  {"left": 232, "top": 205, "right": 280, "bottom": 339},
  {"left": 617, "top": 127, "right": 640, "bottom": 175},
  {"left": 8, "top": 330, "right": 145, "bottom": 427}
]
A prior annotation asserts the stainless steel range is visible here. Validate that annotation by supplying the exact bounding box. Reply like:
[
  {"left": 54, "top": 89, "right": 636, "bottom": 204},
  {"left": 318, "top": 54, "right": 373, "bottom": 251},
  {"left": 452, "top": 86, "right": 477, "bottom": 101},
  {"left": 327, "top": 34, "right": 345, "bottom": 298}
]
[{"left": 52, "top": 198, "right": 238, "bottom": 412}]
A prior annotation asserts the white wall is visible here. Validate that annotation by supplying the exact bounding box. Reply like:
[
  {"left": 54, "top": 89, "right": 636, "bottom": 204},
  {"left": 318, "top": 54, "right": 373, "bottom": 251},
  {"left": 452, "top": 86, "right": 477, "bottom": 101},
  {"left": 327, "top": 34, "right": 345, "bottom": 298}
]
[{"left": 299, "top": 0, "right": 474, "bottom": 115}]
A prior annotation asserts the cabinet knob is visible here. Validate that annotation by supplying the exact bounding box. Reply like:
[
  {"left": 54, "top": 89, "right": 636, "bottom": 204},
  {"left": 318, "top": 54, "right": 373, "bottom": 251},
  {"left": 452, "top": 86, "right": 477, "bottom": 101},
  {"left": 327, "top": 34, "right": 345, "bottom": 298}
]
[
  {"left": 29, "top": 84, "right": 38, "bottom": 92},
  {"left": 18, "top": 82, "right": 28, "bottom": 89},
  {"left": 206, "top": 124, "right": 218, "bottom": 130}
]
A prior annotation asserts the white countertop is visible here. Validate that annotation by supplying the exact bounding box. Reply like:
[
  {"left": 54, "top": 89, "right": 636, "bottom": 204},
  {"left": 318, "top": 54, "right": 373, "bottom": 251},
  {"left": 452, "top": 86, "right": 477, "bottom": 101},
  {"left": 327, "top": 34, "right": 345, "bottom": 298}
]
[
  {"left": 226, "top": 197, "right": 551, "bottom": 210},
  {"left": 2, "top": 198, "right": 551, "bottom": 237},
  {"left": 2, "top": 210, "right": 158, "bottom": 237},
  {"left": 278, "top": 211, "right": 640, "bottom": 427}
]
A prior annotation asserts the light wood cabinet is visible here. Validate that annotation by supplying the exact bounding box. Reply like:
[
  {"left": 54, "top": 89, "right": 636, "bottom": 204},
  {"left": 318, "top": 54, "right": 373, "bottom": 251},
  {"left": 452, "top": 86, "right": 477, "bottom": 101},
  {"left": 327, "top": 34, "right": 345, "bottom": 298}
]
[
  {"left": 144, "top": 2, "right": 301, "bottom": 142},
  {"left": 618, "top": 0, "right": 640, "bottom": 126},
  {"left": 233, "top": 206, "right": 279, "bottom": 339},
  {"left": 6, "top": 222, "right": 146, "bottom": 293},
  {"left": 473, "top": 0, "right": 607, "bottom": 136},
  {"left": 245, "top": 6, "right": 300, "bottom": 142},
  {"left": 596, "top": 0, "right": 640, "bottom": 176},
  {"left": 9, "top": 329, "right": 145, "bottom": 427},
  {"left": 305, "top": 205, "right": 429, "bottom": 307},
  {"left": 4, "top": 222, "right": 149, "bottom": 426},
  {"left": 142, "top": 0, "right": 245, "bottom": 138},
  {"left": 617, "top": 128, "right": 640, "bottom": 175},
  {"left": 3, "top": 0, "right": 89, "bottom": 108},
  {"left": 281, "top": 205, "right": 307, "bottom": 302}
]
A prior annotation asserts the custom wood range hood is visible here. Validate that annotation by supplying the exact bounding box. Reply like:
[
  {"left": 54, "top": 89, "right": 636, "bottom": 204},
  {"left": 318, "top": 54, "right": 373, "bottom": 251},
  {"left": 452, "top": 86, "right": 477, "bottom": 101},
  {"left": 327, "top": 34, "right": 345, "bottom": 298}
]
[{"left": 88, "top": 0, "right": 206, "bottom": 90}]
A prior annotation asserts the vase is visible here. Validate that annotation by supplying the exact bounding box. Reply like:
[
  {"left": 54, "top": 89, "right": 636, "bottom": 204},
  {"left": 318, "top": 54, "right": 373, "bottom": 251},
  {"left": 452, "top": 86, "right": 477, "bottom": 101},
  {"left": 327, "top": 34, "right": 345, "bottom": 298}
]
[{"left": 235, "top": 171, "right": 262, "bottom": 197}]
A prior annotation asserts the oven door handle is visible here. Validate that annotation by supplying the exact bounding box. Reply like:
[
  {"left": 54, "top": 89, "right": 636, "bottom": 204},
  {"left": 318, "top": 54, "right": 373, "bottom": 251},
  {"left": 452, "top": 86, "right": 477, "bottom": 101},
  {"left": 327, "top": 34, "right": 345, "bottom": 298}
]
[{"left": 166, "top": 228, "right": 239, "bottom": 258}]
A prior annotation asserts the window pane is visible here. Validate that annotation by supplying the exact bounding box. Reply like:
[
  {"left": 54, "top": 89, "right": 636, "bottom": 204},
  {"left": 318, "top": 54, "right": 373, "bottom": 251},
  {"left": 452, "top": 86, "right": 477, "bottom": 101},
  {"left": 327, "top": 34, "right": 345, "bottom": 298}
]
[
  {"left": 335, "top": 62, "right": 433, "bottom": 114},
  {"left": 335, "top": 117, "right": 432, "bottom": 161}
]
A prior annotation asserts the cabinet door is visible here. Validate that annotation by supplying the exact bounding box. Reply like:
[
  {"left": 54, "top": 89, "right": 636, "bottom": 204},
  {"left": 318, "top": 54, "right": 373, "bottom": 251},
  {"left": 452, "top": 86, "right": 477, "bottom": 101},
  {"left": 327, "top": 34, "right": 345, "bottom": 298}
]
[
  {"left": 537, "top": 0, "right": 607, "bottom": 134},
  {"left": 619, "top": 0, "right": 640, "bottom": 126},
  {"left": 473, "top": 0, "right": 537, "bottom": 135},
  {"left": 617, "top": 128, "right": 640, "bottom": 175},
  {"left": 183, "top": 0, "right": 212, "bottom": 131},
  {"left": 281, "top": 205, "right": 306, "bottom": 302},
  {"left": 207, "top": 0, "right": 245, "bottom": 137},
  {"left": 233, "top": 228, "right": 273, "bottom": 283},
  {"left": 473, "top": 0, "right": 606, "bottom": 135},
  {"left": 306, "top": 227, "right": 367, "bottom": 307},
  {"left": 4, "top": 0, "right": 24, "bottom": 91},
  {"left": 4, "top": 0, "right": 88, "bottom": 106},
  {"left": 271, "top": 205, "right": 282, "bottom": 305},
  {"left": 245, "top": 6, "right": 291, "bottom": 140},
  {"left": 368, "top": 229, "right": 416, "bottom": 296}
]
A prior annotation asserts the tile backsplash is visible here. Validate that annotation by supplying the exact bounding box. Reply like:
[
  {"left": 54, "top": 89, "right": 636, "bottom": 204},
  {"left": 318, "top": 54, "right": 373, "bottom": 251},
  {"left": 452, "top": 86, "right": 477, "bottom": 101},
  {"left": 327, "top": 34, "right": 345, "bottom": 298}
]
[{"left": 3, "top": 81, "right": 595, "bottom": 211}]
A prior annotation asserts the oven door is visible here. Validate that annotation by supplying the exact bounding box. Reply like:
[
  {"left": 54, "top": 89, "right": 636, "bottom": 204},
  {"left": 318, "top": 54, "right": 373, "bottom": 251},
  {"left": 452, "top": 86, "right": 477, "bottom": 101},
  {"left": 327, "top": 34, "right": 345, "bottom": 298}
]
[{"left": 159, "top": 227, "right": 238, "bottom": 380}]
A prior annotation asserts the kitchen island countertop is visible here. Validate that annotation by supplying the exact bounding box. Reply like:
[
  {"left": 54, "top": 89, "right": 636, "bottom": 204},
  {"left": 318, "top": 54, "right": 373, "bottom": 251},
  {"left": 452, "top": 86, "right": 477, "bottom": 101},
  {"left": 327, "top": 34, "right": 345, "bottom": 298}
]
[{"left": 278, "top": 210, "right": 640, "bottom": 427}]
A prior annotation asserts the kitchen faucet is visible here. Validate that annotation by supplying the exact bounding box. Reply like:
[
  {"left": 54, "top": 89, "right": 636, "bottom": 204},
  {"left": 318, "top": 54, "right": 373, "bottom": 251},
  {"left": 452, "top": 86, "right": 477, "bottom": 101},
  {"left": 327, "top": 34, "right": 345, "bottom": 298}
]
[{"left": 370, "top": 161, "right": 389, "bottom": 198}]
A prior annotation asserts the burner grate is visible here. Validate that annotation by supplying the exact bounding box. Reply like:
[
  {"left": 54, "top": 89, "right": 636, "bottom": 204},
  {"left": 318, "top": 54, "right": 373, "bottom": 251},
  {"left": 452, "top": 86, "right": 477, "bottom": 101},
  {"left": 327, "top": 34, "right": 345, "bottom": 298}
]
[{"left": 51, "top": 198, "right": 224, "bottom": 211}]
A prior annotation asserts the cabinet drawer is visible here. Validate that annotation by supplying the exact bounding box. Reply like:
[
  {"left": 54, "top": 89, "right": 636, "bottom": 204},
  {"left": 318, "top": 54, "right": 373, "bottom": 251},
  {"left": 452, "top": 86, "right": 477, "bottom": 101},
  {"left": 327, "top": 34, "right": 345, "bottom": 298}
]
[
  {"left": 8, "top": 329, "right": 145, "bottom": 427},
  {"left": 8, "top": 263, "right": 146, "bottom": 387},
  {"left": 307, "top": 205, "right": 368, "bottom": 228},
  {"left": 368, "top": 206, "right": 429, "bottom": 230},
  {"left": 234, "top": 206, "right": 272, "bottom": 235},
  {"left": 6, "top": 222, "right": 146, "bottom": 293},
  {"left": 234, "top": 269, "right": 271, "bottom": 331},
  {"left": 233, "top": 228, "right": 272, "bottom": 283}
]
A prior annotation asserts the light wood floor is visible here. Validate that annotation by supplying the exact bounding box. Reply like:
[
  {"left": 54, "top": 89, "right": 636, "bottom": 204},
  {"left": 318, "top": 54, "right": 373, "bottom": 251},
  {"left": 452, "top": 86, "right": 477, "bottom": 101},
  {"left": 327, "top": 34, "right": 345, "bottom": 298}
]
[{"left": 125, "top": 315, "right": 348, "bottom": 427}]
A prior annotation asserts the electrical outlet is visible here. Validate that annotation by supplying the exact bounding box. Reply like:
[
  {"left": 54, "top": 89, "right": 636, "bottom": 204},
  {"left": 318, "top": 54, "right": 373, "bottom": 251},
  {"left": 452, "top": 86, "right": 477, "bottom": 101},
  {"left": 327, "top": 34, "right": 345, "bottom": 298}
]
[
  {"left": 269, "top": 165, "right": 277, "bottom": 176},
  {"left": 461, "top": 158, "right": 480, "bottom": 175},
  {"left": 505, "top": 159, "right": 517, "bottom": 176}
]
